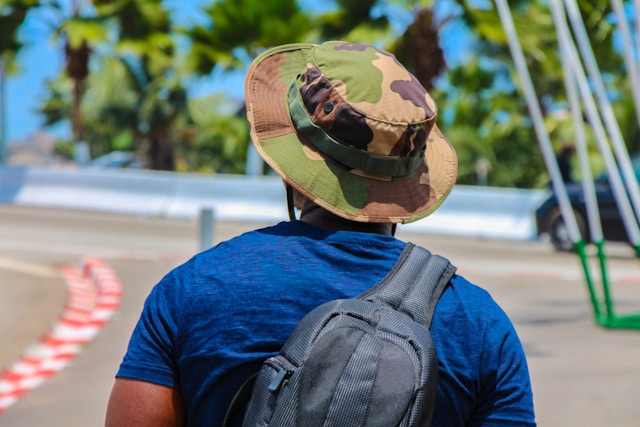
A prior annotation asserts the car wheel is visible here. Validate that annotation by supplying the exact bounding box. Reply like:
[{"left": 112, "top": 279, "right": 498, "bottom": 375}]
[{"left": 547, "top": 208, "right": 587, "bottom": 252}]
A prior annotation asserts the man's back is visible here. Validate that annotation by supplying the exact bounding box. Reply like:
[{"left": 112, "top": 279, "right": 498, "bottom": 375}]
[
  {"left": 106, "top": 40, "right": 535, "bottom": 427},
  {"left": 115, "top": 221, "right": 535, "bottom": 426}
]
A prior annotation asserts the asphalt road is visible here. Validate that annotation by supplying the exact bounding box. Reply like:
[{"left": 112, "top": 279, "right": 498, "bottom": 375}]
[{"left": 1, "top": 204, "right": 640, "bottom": 426}]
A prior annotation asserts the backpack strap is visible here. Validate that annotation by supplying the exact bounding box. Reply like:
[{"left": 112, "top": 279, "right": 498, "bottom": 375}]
[
  {"left": 358, "top": 242, "right": 456, "bottom": 328},
  {"left": 224, "top": 242, "right": 455, "bottom": 426},
  {"left": 223, "top": 373, "right": 258, "bottom": 427}
]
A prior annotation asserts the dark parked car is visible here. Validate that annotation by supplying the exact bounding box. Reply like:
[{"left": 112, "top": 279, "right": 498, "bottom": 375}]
[{"left": 535, "top": 155, "right": 640, "bottom": 251}]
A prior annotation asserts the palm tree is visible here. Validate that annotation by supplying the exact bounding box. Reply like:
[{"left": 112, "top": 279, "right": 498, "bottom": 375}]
[
  {"left": 443, "top": 0, "right": 630, "bottom": 186},
  {"left": 39, "top": 0, "right": 185, "bottom": 170},
  {"left": 185, "top": 0, "right": 312, "bottom": 76},
  {"left": 102, "top": 0, "right": 182, "bottom": 170},
  {"left": 315, "top": 1, "right": 448, "bottom": 91},
  {"left": 51, "top": 0, "right": 110, "bottom": 151},
  {"left": 390, "top": 6, "right": 450, "bottom": 91},
  {"left": 181, "top": 0, "right": 313, "bottom": 174},
  {"left": 315, "top": 0, "right": 391, "bottom": 43},
  {"left": 0, "top": 0, "right": 38, "bottom": 163}
]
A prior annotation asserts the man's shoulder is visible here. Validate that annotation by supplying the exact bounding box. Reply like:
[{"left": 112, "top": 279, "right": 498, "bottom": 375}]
[{"left": 433, "top": 273, "right": 513, "bottom": 327}]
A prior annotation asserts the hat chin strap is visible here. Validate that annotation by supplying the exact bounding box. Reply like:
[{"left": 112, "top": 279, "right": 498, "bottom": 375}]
[{"left": 286, "top": 184, "right": 297, "bottom": 221}]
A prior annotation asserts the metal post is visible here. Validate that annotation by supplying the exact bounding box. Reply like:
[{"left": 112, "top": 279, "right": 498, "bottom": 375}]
[
  {"left": 245, "top": 144, "right": 264, "bottom": 176},
  {"left": 199, "top": 207, "right": 215, "bottom": 251},
  {"left": 475, "top": 158, "right": 490, "bottom": 186},
  {"left": 564, "top": 0, "right": 640, "bottom": 235},
  {"left": 494, "top": 0, "right": 581, "bottom": 243},
  {"left": 611, "top": 0, "right": 640, "bottom": 125}
]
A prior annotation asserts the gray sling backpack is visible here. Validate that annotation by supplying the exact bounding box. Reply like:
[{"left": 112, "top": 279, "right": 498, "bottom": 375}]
[{"left": 224, "top": 242, "right": 456, "bottom": 427}]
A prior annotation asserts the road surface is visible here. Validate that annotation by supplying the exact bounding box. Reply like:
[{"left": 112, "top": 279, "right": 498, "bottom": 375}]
[{"left": 1, "top": 204, "right": 640, "bottom": 426}]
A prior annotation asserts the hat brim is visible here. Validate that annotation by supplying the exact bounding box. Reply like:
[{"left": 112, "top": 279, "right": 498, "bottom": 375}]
[{"left": 245, "top": 43, "right": 458, "bottom": 224}]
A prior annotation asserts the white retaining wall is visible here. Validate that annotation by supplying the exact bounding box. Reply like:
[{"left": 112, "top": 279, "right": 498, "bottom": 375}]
[{"left": 0, "top": 166, "right": 547, "bottom": 240}]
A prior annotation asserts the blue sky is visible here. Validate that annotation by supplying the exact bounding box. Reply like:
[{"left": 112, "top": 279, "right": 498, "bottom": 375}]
[{"left": 5, "top": 0, "right": 471, "bottom": 142}]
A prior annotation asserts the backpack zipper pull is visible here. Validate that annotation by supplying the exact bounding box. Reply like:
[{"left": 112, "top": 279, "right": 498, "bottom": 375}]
[{"left": 267, "top": 365, "right": 293, "bottom": 393}]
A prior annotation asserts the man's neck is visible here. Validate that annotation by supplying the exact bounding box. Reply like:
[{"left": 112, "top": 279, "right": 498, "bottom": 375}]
[{"left": 300, "top": 205, "right": 394, "bottom": 236}]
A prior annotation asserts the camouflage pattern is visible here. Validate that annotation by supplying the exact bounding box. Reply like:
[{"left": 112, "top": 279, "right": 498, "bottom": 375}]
[
  {"left": 299, "top": 43, "right": 435, "bottom": 161},
  {"left": 244, "top": 41, "right": 457, "bottom": 223}
]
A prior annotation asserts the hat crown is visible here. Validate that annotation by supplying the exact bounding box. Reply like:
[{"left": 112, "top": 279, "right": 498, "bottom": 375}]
[{"left": 298, "top": 42, "right": 437, "bottom": 161}]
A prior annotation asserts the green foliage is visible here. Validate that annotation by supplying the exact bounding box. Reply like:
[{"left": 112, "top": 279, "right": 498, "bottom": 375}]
[
  {"left": 438, "top": 0, "right": 635, "bottom": 187},
  {"left": 433, "top": 57, "right": 546, "bottom": 187},
  {"left": 94, "top": 0, "right": 170, "bottom": 40},
  {"left": 111, "top": 130, "right": 134, "bottom": 151},
  {"left": 0, "top": 0, "right": 38, "bottom": 69},
  {"left": 5, "top": 0, "right": 639, "bottom": 186},
  {"left": 317, "top": 0, "right": 385, "bottom": 40},
  {"left": 56, "top": 17, "right": 109, "bottom": 49},
  {"left": 185, "top": 0, "right": 311, "bottom": 75},
  {"left": 39, "top": 75, "right": 73, "bottom": 127},
  {"left": 177, "top": 95, "right": 249, "bottom": 174},
  {"left": 52, "top": 139, "right": 75, "bottom": 160}
]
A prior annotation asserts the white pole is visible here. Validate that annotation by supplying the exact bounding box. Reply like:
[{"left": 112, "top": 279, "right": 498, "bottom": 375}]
[
  {"left": 494, "top": 0, "right": 582, "bottom": 242},
  {"left": 634, "top": 0, "right": 640, "bottom": 63},
  {"left": 558, "top": 0, "right": 640, "bottom": 245},
  {"left": 564, "top": 0, "right": 640, "bottom": 226},
  {"left": 551, "top": 0, "right": 603, "bottom": 243},
  {"left": 611, "top": 0, "right": 640, "bottom": 124}
]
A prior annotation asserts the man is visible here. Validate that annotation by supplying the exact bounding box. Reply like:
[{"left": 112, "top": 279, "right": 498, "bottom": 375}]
[
  {"left": 556, "top": 143, "right": 576, "bottom": 183},
  {"left": 106, "top": 41, "right": 536, "bottom": 426}
]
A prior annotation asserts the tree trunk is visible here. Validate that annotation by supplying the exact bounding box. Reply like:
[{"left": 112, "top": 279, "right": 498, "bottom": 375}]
[
  {"left": 72, "top": 77, "right": 84, "bottom": 143},
  {"left": 409, "top": 9, "right": 446, "bottom": 92},
  {"left": 149, "top": 131, "right": 175, "bottom": 171},
  {"left": 65, "top": 38, "right": 90, "bottom": 144}
]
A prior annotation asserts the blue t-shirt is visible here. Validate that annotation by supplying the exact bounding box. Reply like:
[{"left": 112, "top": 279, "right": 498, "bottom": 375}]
[{"left": 117, "top": 220, "right": 536, "bottom": 426}]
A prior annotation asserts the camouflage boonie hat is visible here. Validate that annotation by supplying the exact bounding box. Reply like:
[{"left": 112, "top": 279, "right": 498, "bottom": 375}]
[{"left": 244, "top": 41, "right": 457, "bottom": 223}]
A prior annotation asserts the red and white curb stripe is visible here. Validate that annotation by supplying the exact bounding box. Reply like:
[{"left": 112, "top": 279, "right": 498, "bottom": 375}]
[{"left": 0, "top": 257, "right": 122, "bottom": 414}]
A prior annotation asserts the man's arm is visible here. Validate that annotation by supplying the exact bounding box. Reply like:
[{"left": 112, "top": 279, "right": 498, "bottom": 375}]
[
  {"left": 471, "top": 309, "right": 536, "bottom": 426},
  {"left": 105, "top": 378, "right": 185, "bottom": 427}
]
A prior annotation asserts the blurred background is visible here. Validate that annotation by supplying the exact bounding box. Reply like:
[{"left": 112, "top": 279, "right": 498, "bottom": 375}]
[
  {"left": 2, "top": 0, "right": 637, "bottom": 186},
  {"left": 2, "top": 1, "right": 640, "bottom": 425}
]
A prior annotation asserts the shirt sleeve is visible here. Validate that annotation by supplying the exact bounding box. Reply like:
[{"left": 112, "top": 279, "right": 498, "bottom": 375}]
[
  {"left": 470, "top": 304, "right": 536, "bottom": 426},
  {"left": 115, "top": 270, "right": 183, "bottom": 388}
]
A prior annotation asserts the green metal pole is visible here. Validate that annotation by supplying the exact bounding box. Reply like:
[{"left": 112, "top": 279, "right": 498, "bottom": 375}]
[
  {"left": 594, "top": 240, "right": 615, "bottom": 325},
  {"left": 574, "top": 239, "right": 603, "bottom": 322}
]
